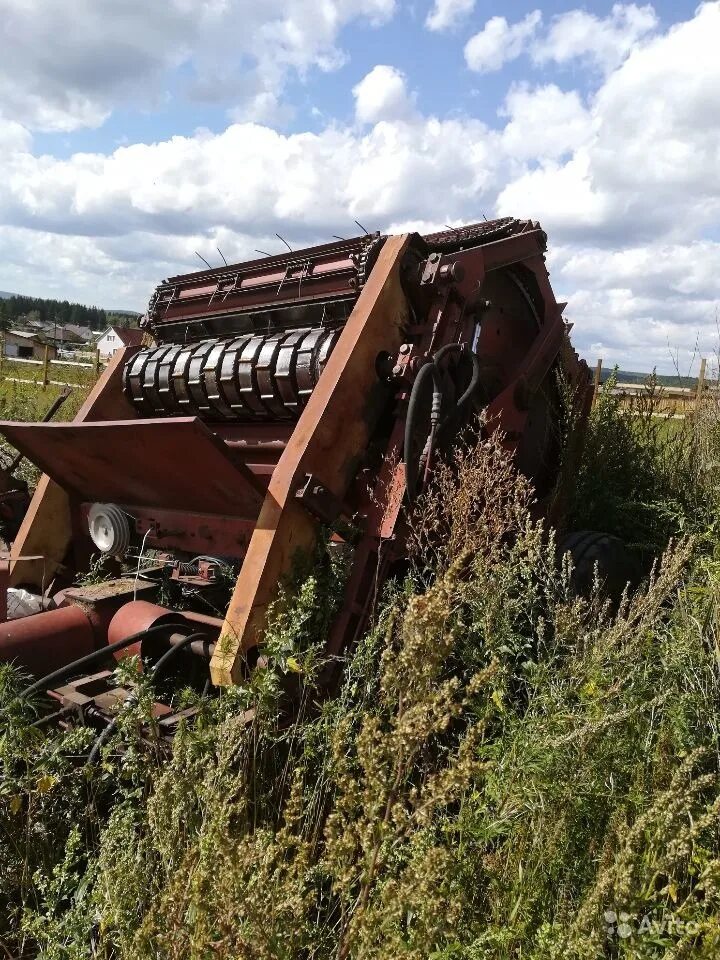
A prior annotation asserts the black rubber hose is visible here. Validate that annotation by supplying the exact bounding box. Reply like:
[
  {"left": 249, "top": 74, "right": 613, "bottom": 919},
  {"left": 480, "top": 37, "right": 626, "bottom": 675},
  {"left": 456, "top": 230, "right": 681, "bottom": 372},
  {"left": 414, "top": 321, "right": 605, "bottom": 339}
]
[
  {"left": 150, "top": 632, "right": 207, "bottom": 681},
  {"left": 432, "top": 342, "right": 463, "bottom": 364},
  {"left": 404, "top": 361, "right": 437, "bottom": 503},
  {"left": 449, "top": 350, "right": 481, "bottom": 418},
  {"left": 86, "top": 632, "right": 206, "bottom": 766},
  {"left": 20, "top": 623, "right": 179, "bottom": 701},
  {"left": 404, "top": 346, "right": 482, "bottom": 502},
  {"left": 433, "top": 342, "right": 482, "bottom": 418}
]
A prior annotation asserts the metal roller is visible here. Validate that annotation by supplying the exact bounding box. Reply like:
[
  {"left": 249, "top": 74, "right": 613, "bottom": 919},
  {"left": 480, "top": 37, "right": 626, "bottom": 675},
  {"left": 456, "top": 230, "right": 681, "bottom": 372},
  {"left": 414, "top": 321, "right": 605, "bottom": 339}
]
[
  {"left": 218, "top": 334, "right": 254, "bottom": 417},
  {"left": 170, "top": 343, "right": 197, "bottom": 415},
  {"left": 202, "top": 341, "right": 235, "bottom": 421},
  {"left": 255, "top": 332, "right": 291, "bottom": 419},
  {"left": 275, "top": 328, "right": 309, "bottom": 414},
  {"left": 156, "top": 344, "right": 184, "bottom": 414},
  {"left": 295, "top": 328, "right": 327, "bottom": 405},
  {"left": 123, "top": 326, "right": 341, "bottom": 422},
  {"left": 236, "top": 335, "right": 267, "bottom": 418},
  {"left": 141, "top": 344, "right": 176, "bottom": 415},
  {"left": 186, "top": 341, "right": 216, "bottom": 415},
  {"left": 123, "top": 350, "right": 152, "bottom": 414}
]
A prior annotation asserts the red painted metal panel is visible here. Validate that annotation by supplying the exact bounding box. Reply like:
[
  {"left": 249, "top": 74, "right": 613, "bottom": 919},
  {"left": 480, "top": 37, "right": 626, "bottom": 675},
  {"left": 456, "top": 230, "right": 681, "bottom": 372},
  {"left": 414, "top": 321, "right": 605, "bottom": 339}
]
[
  {"left": 0, "top": 417, "right": 264, "bottom": 517},
  {"left": 79, "top": 503, "right": 256, "bottom": 558}
]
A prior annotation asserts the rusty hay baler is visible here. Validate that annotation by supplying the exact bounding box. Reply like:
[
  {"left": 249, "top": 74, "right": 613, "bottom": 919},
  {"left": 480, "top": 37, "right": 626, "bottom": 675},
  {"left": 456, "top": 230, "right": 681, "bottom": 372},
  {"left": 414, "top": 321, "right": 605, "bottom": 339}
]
[{"left": 0, "top": 218, "right": 590, "bottom": 733}]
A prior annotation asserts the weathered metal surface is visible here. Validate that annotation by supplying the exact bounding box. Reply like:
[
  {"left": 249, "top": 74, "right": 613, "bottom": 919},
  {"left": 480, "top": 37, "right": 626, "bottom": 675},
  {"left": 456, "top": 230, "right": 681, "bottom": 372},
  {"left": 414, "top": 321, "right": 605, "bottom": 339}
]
[
  {"left": 107, "top": 600, "right": 217, "bottom": 663},
  {"left": 124, "top": 326, "right": 342, "bottom": 422},
  {"left": 210, "top": 233, "right": 412, "bottom": 685},
  {"left": 0, "top": 418, "right": 264, "bottom": 516},
  {"left": 0, "top": 605, "right": 95, "bottom": 675},
  {"left": 79, "top": 503, "right": 256, "bottom": 558},
  {"left": 423, "top": 217, "right": 544, "bottom": 251},
  {"left": 0, "top": 220, "right": 590, "bottom": 706},
  {"left": 9, "top": 347, "right": 139, "bottom": 589},
  {"left": 146, "top": 234, "right": 384, "bottom": 342}
]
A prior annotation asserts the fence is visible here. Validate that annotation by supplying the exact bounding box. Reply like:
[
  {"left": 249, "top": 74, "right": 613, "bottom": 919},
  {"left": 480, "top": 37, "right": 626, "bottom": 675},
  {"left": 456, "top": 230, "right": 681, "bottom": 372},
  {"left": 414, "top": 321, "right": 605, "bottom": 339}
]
[
  {"left": 592, "top": 357, "right": 715, "bottom": 418},
  {"left": 0, "top": 344, "right": 104, "bottom": 390}
]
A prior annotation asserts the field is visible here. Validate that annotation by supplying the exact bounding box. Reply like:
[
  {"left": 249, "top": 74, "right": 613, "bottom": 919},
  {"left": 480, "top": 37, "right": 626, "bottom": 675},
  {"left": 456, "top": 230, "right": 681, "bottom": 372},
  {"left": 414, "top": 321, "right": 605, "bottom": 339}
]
[
  {"left": 0, "top": 375, "right": 91, "bottom": 489},
  {"left": 3, "top": 380, "right": 720, "bottom": 958}
]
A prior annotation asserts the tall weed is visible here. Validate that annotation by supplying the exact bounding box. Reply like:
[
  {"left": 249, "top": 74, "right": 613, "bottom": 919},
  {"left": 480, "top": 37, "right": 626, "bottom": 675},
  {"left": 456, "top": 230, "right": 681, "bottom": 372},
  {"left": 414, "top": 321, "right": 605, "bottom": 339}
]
[{"left": 2, "top": 406, "right": 720, "bottom": 958}]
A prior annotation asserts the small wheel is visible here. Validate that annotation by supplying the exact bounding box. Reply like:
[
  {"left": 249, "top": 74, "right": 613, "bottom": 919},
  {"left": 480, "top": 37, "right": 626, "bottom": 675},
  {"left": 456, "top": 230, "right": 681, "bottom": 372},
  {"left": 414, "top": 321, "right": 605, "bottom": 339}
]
[{"left": 560, "top": 530, "right": 640, "bottom": 600}]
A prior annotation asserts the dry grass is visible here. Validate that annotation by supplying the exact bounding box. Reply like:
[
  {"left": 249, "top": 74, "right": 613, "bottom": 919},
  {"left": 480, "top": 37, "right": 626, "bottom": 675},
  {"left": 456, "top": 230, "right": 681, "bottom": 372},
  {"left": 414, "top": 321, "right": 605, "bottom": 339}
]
[
  {"left": 0, "top": 379, "right": 90, "bottom": 489},
  {"left": 3, "top": 392, "right": 720, "bottom": 958}
]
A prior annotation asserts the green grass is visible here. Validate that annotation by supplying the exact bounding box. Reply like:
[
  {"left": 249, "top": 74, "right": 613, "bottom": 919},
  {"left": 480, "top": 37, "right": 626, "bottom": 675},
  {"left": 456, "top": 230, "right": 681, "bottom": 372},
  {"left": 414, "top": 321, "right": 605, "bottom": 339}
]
[
  {"left": 0, "top": 378, "right": 90, "bottom": 490},
  {"left": 3, "top": 384, "right": 720, "bottom": 958}
]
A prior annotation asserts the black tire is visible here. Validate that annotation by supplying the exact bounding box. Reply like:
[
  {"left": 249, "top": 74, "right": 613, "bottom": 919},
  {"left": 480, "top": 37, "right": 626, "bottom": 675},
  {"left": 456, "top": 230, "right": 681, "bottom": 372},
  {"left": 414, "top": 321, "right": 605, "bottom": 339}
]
[{"left": 560, "top": 530, "right": 641, "bottom": 601}]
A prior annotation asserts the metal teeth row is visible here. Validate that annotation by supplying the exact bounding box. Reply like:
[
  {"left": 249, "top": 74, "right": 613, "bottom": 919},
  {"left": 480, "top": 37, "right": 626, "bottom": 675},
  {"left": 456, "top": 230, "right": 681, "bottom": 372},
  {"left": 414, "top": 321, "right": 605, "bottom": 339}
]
[{"left": 123, "top": 327, "right": 341, "bottom": 422}]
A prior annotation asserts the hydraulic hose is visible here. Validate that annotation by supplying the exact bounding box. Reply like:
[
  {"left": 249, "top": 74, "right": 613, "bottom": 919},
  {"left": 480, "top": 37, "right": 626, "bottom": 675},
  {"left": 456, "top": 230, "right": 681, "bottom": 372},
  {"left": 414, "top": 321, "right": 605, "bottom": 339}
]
[
  {"left": 20, "top": 623, "right": 180, "bottom": 701},
  {"left": 86, "top": 632, "right": 207, "bottom": 766},
  {"left": 404, "top": 345, "right": 481, "bottom": 502}
]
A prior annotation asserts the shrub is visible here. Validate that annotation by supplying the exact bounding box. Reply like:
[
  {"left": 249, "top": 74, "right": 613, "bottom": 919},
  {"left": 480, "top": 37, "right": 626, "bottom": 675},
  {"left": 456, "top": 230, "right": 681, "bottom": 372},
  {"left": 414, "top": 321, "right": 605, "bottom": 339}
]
[{"left": 3, "top": 402, "right": 720, "bottom": 958}]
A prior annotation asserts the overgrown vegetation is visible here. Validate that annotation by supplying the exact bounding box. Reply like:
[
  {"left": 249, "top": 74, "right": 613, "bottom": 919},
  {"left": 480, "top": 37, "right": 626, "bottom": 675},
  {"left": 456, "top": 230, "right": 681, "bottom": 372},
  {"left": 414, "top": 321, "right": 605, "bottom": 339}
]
[
  {"left": 0, "top": 380, "right": 89, "bottom": 491},
  {"left": 570, "top": 372, "right": 720, "bottom": 557},
  {"left": 3, "top": 381, "right": 720, "bottom": 958}
]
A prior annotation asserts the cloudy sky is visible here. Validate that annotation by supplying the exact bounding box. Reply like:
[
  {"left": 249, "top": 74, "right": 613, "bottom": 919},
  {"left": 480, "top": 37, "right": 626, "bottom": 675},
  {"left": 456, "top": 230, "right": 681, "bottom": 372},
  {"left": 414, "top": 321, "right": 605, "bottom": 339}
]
[{"left": 0, "top": 0, "right": 718, "bottom": 372}]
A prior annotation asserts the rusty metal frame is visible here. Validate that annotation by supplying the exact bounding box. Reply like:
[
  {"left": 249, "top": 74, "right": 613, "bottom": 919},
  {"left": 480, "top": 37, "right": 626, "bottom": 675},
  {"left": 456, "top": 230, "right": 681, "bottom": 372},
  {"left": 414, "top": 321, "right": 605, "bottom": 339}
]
[
  {"left": 0, "top": 221, "right": 589, "bottom": 699},
  {"left": 210, "top": 234, "right": 411, "bottom": 685},
  {"left": 0, "top": 417, "right": 264, "bottom": 516},
  {"left": 9, "top": 347, "right": 140, "bottom": 589}
]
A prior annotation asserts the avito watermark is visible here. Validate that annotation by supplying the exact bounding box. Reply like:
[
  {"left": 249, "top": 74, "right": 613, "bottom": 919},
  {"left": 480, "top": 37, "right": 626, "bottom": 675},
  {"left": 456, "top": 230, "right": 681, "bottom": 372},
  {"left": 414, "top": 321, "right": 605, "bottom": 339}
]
[{"left": 605, "top": 908, "right": 701, "bottom": 940}]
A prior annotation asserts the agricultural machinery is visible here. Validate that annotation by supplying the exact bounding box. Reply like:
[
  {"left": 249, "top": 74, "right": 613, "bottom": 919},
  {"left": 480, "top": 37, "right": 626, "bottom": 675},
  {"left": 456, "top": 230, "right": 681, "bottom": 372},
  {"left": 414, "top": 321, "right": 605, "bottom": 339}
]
[{"left": 0, "top": 218, "right": 590, "bottom": 733}]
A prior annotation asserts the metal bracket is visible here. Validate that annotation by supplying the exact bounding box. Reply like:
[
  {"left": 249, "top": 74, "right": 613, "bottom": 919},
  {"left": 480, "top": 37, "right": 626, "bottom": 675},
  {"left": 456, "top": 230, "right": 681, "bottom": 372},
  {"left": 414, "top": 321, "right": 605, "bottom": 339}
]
[
  {"left": 420, "top": 252, "right": 442, "bottom": 286},
  {"left": 295, "top": 474, "right": 346, "bottom": 524},
  {"left": 420, "top": 253, "right": 465, "bottom": 287}
]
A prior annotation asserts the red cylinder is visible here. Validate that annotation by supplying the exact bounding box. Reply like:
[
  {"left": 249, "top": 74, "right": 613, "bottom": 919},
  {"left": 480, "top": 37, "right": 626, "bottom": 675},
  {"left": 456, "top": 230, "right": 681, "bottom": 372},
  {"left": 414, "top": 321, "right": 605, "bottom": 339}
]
[
  {"left": 107, "top": 601, "right": 187, "bottom": 661},
  {"left": 0, "top": 605, "right": 95, "bottom": 676}
]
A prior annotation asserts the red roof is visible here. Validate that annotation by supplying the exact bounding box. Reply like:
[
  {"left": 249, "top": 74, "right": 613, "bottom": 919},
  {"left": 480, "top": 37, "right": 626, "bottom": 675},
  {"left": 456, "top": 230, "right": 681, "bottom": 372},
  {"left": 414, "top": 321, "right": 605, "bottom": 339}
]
[{"left": 109, "top": 326, "right": 143, "bottom": 346}]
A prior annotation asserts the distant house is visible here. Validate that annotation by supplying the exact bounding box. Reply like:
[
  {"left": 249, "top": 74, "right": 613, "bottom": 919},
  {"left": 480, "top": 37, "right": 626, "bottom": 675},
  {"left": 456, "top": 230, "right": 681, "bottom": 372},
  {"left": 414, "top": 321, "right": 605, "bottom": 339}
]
[
  {"left": 22, "top": 319, "right": 90, "bottom": 347},
  {"left": 64, "top": 324, "right": 94, "bottom": 343},
  {"left": 3, "top": 329, "right": 57, "bottom": 361},
  {"left": 96, "top": 325, "right": 143, "bottom": 359}
]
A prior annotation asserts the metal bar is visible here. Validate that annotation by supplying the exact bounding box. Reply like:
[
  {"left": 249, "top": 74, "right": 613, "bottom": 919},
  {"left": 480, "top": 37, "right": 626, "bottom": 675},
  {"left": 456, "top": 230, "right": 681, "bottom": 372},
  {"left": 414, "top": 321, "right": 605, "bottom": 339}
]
[
  {"left": 50, "top": 359, "right": 95, "bottom": 368},
  {"left": 1, "top": 355, "right": 43, "bottom": 365},
  {"left": 211, "top": 233, "right": 411, "bottom": 686},
  {"left": 10, "top": 346, "right": 140, "bottom": 589}
]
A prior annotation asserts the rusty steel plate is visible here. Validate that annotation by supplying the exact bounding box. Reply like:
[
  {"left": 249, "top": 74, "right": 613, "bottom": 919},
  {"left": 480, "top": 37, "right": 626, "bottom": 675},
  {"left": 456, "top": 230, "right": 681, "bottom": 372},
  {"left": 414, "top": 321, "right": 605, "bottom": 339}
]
[{"left": 0, "top": 417, "right": 264, "bottom": 517}]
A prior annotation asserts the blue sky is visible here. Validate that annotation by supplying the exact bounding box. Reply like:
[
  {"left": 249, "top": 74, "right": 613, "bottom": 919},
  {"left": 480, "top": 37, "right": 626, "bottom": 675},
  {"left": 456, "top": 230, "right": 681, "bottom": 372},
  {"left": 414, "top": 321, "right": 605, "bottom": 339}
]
[
  {"left": 1, "top": 0, "right": 719, "bottom": 372},
  {"left": 33, "top": 0, "right": 699, "bottom": 154}
]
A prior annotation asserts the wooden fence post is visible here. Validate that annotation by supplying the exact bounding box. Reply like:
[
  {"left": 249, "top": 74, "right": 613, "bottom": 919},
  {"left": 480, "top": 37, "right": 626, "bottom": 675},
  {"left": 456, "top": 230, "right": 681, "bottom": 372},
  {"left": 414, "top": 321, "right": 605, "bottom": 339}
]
[
  {"left": 696, "top": 357, "right": 707, "bottom": 406},
  {"left": 592, "top": 358, "right": 603, "bottom": 406},
  {"left": 41, "top": 345, "right": 49, "bottom": 388},
  {"left": 95, "top": 349, "right": 101, "bottom": 379}
]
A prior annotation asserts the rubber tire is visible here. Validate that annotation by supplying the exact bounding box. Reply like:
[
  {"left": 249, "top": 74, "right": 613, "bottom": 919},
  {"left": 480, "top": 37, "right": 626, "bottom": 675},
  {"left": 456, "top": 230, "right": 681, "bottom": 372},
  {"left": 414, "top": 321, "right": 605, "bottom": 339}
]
[{"left": 560, "top": 530, "right": 641, "bottom": 601}]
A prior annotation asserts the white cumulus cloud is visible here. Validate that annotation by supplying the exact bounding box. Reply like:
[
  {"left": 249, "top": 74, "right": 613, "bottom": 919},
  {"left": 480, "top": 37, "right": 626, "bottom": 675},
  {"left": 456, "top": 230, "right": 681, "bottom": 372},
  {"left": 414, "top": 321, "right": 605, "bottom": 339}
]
[
  {"left": 464, "top": 11, "right": 542, "bottom": 73},
  {"left": 425, "top": 0, "right": 476, "bottom": 32},
  {"left": 500, "top": 84, "right": 594, "bottom": 160},
  {"left": 353, "top": 65, "right": 416, "bottom": 124},
  {"left": 0, "top": 3, "right": 719, "bottom": 372},
  {"left": 0, "top": 0, "right": 397, "bottom": 131},
  {"left": 535, "top": 3, "right": 658, "bottom": 73}
]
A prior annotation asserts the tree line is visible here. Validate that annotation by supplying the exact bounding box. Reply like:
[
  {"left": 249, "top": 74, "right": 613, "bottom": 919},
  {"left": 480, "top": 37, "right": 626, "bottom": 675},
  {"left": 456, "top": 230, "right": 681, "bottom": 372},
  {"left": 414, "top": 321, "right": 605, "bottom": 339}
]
[{"left": 0, "top": 295, "right": 139, "bottom": 332}]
